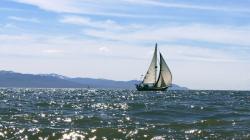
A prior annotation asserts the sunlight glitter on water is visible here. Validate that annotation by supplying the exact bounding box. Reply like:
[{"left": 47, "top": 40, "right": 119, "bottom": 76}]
[
  {"left": 0, "top": 88, "right": 250, "bottom": 139},
  {"left": 60, "top": 131, "right": 86, "bottom": 140}
]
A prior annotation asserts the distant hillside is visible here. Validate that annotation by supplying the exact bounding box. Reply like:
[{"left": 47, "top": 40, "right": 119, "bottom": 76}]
[
  {"left": 0, "top": 71, "right": 83, "bottom": 88},
  {"left": 169, "top": 84, "right": 189, "bottom": 90},
  {"left": 69, "top": 78, "right": 138, "bottom": 89},
  {"left": 0, "top": 70, "right": 188, "bottom": 90}
]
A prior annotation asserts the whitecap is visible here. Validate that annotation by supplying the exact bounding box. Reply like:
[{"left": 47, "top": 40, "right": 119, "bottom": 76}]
[
  {"left": 185, "top": 129, "right": 201, "bottom": 134},
  {"left": 63, "top": 118, "right": 72, "bottom": 123},
  {"left": 60, "top": 132, "right": 85, "bottom": 140},
  {"left": 89, "top": 136, "right": 96, "bottom": 140},
  {"left": 91, "top": 129, "right": 96, "bottom": 133},
  {"left": 151, "top": 136, "right": 165, "bottom": 140},
  {"left": 0, "top": 132, "right": 4, "bottom": 137},
  {"left": 125, "top": 117, "right": 130, "bottom": 121},
  {"left": 126, "top": 130, "right": 138, "bottom": 138}
]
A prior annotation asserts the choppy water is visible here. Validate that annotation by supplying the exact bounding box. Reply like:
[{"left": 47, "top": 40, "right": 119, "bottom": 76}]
[{"left": 0, "top": 88, "right": 250, "bottom": 140}]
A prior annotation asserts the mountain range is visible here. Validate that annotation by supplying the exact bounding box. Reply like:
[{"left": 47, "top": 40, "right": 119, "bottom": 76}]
[{"left": 0, "top": 70, "right": 188, "bottom": 90}]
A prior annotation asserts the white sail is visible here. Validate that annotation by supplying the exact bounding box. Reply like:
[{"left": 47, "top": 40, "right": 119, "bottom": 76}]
[
  {"left": 142, "top": 44, "right": 158, "bottom": 84},
  {"left": 155, "top": 53, "right": 172, "bottom": 87}
]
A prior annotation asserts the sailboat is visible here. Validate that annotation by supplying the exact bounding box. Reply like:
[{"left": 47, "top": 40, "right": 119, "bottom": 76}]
[{"left": 136, "top": 43, "right": 172, "bottom": 91}]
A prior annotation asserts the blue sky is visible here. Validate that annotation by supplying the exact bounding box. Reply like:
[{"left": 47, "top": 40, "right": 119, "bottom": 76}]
[{"left": 0, "top": 0, "right": 250, "bottom": 90}]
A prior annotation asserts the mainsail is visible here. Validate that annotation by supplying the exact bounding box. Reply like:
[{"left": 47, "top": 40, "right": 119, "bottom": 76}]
[
  {"left": 142, "top": 44, "right": 158, "bottom": 84},
  {"left": 155, "top": 53, "right": 172, "bottom": 88}
]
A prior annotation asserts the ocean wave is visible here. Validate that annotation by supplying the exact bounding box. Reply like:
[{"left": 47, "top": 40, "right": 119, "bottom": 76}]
[{"left": 0, "top": 88, "right": 249, "bottom": 139}]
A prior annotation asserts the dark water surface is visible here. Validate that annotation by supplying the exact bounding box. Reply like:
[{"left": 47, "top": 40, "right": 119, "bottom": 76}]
[{"left": 0, "top": 88, "right": 249, "bottom": 139}]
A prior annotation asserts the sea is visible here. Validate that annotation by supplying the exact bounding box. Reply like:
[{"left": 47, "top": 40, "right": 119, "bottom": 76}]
[{"left": 0, "top": 88, "right": 249, "bottom": 140}]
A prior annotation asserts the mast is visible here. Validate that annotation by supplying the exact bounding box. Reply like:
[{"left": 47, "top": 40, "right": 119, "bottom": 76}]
[
  {"left": 154, "top": 43, "right": 158, "bottom": 83},
  {"left": 142, "top": 43, "right": 158, "bottom": 85}
]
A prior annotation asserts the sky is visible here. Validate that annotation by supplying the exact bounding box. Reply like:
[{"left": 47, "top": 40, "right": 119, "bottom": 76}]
[{"left": 0, "top": 0, "right": 250, "bottom": 90}]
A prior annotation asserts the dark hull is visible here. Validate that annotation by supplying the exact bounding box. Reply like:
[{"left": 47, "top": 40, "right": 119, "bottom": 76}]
[{"left": 136, "top": 85, "right": 169, "bottom": 91}]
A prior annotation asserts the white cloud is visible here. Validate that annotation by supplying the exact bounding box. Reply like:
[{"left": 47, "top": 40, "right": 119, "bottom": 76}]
[
  {"left": 60, "top": 15, "right": 123, "bottom": 30},
  {"left": 3, "top": 23, "right": 18, "bottom": 29},
  {"left": 60, "top": 16, "right": 91, "bottom": 25},
  {"left": 99, "top": 47, "right": 111, "bottom": 53},
  {"left": 8, "top": 16, "right": 40, "bottom": 23},
  {"left": 83, "top": 23, "right": 250, "bottom": 46},
  {"left": 60, "top": 16, "right": 250, "bottom": 47},
  {"left": 13, "top": 0, "right": 80, "bottom": 13},
  {"left": 42, "top": 49, "right": 64, "bottom": 54},
  {"left": 13, "top": 0, "right": 250, "bottom": 18},
  {"left": 3, "top": 0, "right": 250, "bottom": 90},
  {"left": 13, "top": 0, "right": 137, "bottom": 17},
  {"left": 0, "top": 33, "right": 249, "bottom": 89},
  {"left": 126, "top": 0, "right": 250, "bottom": 12},
  {"left": 0, "top": 34, "right": 34, "bottom": 41}
]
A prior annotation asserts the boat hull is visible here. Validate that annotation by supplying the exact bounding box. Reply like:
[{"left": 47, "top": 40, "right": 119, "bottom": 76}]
[{"left": 136, "top": 84, "right": 169, "bottom": 91}]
